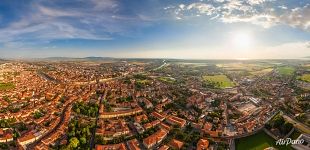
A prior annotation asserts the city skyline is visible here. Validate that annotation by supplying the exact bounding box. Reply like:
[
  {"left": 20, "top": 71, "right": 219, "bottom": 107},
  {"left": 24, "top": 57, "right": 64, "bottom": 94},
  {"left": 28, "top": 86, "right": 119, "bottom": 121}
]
[{"left": 0, "top": 0, "right": 309, "bottom": 59}]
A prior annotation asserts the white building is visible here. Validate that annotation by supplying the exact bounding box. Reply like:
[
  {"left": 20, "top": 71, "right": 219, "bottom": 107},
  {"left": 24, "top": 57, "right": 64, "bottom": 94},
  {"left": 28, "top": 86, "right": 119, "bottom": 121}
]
[{"left": 291, "top": 134, "right": 310, "bottom": 150}]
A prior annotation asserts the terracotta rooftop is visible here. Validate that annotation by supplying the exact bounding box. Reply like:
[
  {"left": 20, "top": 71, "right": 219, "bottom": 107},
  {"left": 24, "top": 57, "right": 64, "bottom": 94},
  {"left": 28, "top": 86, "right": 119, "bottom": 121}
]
[
  {"left": 169, "top": 139, "right": 184, "bottom": 149},
  {"left": 197, "top": 139, "right": 209, "bottom": 150},
  {"left": 96, "top": 143, "right": 127, "bottom": 150},
  {"left": 127, "top": 139, "right": 140, "bottom": 150}
]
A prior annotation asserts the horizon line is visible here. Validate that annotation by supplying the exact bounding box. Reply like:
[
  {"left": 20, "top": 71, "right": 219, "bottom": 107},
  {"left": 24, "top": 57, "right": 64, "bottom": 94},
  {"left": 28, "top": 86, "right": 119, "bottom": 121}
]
[{"left": 1, "top": 56, "right": 310, "bottom": 61}]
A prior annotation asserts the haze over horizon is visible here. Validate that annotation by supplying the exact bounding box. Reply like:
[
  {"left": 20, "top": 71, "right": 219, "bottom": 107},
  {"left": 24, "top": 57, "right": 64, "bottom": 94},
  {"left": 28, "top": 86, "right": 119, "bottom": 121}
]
[{"left": 0, "top": 0, "right": 309, "bottom": 59}]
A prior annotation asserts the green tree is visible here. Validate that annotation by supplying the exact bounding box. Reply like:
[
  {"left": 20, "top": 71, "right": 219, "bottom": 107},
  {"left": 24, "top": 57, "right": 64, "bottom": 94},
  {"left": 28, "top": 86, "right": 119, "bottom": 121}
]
[
  {"left": 0, "top": 143, "right": 9, "bottom": 149},
  {"left": 272, "top": 115, "right": 285, "bottom": 128},
  {"left": 283, "top": 122, "right": 293, "bottom": 134},
  {"left": 265, "top": 123, "right": 271, "bottom": 130},
  {"left": 76, "top": 108, "right": 80, "bottom": 114},
  {"left": 69, "top": 137, "right": 79, "bottom": 148},
  {"left": 80, "top": 137, "right": 87, "bottom": 145}
]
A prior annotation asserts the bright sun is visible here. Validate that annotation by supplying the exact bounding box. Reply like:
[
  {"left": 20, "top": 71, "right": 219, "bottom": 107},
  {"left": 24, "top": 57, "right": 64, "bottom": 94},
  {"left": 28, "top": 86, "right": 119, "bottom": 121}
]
[{"left": 231, "top": 31, "right": 253, "bottom": 48}]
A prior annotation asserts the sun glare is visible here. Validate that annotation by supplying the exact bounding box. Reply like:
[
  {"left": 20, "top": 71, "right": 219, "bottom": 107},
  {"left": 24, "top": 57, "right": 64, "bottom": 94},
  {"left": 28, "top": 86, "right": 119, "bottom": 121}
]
[{"left": 231, "top": 31, "right": 253, "bottom": 48}]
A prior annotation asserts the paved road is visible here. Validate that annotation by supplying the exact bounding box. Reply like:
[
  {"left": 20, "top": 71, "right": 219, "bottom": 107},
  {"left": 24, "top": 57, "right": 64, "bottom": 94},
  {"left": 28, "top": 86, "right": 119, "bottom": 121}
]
[
  {"left": 282, "top": 114, "right": 310, "bottom": 134},
  {"left": 74, "top": 76, "right": 121, "bottom": 85},
  {"left": 37, "top": 71, "right": 60, "bottom": 84},
  {"left": 89, "top": 93, "right": 105, "bottom": 149}
]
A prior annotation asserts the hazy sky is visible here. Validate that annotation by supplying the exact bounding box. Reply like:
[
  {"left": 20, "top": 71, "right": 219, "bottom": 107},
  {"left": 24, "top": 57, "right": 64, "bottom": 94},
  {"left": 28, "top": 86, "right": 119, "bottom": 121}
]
[{"left": 0, "top": 0, "right": 309, "bottom": 59}]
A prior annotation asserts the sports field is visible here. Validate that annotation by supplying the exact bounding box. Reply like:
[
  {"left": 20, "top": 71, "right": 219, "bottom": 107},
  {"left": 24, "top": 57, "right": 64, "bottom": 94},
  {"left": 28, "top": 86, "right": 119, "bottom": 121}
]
[
  {"left": 235, "top": 131, "right": 292, "bottom": 150},
  {"left": 203, "top": 75, "right": 235, "bottom": 88}
]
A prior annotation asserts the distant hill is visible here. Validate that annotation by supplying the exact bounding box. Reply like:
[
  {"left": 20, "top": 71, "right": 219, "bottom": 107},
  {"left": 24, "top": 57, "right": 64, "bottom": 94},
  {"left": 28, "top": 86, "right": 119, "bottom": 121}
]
[
  {"left": 40, "top": 56, "right": 116, "bottom": 61},
  {"left": 82, "top": 56, "right": 114, "bottom": 60},
  {"left": 43, "top": 57, "right": 75, "bottom": 61}
]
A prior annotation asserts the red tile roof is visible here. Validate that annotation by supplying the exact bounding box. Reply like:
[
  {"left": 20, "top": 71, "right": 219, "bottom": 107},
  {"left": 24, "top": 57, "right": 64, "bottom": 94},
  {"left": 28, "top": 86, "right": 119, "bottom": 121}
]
[
  {"left": 96, "top": 143, "right": 127, "bottom": 150},
  {"left": 169, "top": 139, "right": 184, "bottom": 149},
  {"left": 197, "top": 139, "right": 209, "bottom": 150}
]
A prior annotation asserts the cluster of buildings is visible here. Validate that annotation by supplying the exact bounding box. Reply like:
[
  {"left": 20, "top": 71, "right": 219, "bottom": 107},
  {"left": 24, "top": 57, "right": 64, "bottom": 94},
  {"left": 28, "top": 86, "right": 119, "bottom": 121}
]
[
  {"left": 0, "top": 128, "right": 13, "bottom": 143},
  {"left": 96, "top": 119, "right": 131, "bottom": 138},
  {"left": 93, "top": 76, "right": 211, "bottom": 150},
  {"left": 0, "top": 63, "right": 97, "bottom": 149},
  {"left": 1, "top": 61, "right": 307, "bottom": 150}
]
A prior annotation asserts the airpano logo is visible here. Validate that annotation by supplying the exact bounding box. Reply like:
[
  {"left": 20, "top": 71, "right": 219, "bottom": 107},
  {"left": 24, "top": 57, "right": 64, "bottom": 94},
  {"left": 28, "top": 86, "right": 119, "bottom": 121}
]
[{"left": 276, "top": 138, "right": 304, "bottom": 146}]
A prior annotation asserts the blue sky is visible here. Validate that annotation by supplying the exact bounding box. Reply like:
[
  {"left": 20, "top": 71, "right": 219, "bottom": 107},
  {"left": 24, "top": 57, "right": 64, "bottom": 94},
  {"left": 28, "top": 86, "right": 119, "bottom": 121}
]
[{"left": 0, "top": 0, "right": 309, "bottom": 59}]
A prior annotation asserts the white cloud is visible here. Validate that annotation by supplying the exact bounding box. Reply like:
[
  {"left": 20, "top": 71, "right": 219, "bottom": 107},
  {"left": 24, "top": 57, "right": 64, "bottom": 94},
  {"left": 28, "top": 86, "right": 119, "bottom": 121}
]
[
  {"left": 221, "top": 14, "right": 278, "bottom": 28},
  {"left": 278, "top": 5, "right": 287, "bottom": 10},
  {"left": 168, "top": 1, "right": 310, "bottom": 32},
  {"left": 0, "top": 0, "right": 153, "bottom": 48},
  {"left": 37, "top": 5, "right": 82, "bottom": 17},
  {"left": 223, "top": 0, "right": 243, "bottom": 10},
  {"left": 214, "top": 0, "right": 226, "bottom": 3},
  {"left": 187, "top": 3, "right": 216, "bottom": 15},
  {"left": 179, "top": 4, "right": 185, "bottom": 10},
  {"left": 247, "top": 0, "right": 270, "bottom": 5},
  {"left": 279, "top": 4, "right": 310, "bottom": 31},
  {"left": 91, "top": 0, "right": 118, "bottom": 11}
]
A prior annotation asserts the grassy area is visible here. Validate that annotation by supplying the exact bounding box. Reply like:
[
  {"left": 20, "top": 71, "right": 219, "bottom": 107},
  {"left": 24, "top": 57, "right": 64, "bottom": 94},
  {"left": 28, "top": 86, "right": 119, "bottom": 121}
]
[
  {"left": 135, "top": 79, "right": 150, "bottom": 89},
  {"left": 136, "top": 79, "right": 150, "bottom": 84},
  {"left": 216, "top": 63, "right": 271, "bottom": 72},
  {"left": 158, "top": 77, "right": 176, "bottom": 83},
  {"left": 235, "top": 131, "right": 292, "bottom": 150},
  {"left": 203, "top": 75, "right": 235, "bottom": 88},
  {"left": 297, "top": 74, "right": 310, "bottom": 82},
  {"left": 0, "top": 82, "right": 15, "bottom": 90},
  {"left": 277, "top": 66, "right": 295, "bottom": 76},
  {"left": 250, "top": 68, "right": 273, "bottom": 76}
]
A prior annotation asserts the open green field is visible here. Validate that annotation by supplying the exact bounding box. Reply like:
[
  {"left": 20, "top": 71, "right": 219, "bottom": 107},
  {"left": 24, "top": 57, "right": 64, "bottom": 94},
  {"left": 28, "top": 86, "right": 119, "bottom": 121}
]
[
  {"left": 158, "top": 77, "right": 176, "bottom": 83},
  {"left": 250, "top": 68, "right": 273, "bottom": 76},
  {"left": 0, "top": 83, "right": 15, "bottom": 90},
  {"left": 297, "top": 74, "right": 310, "bottom": 82},
  {"left": 203, "top": 75, "right": 235, "bottom": 88},
  {"left": 236, "top": 131, "right": 293, "bottom": 150},
  {"left": 136, "top": 79, "right": 150, "bottom": 84},
  {"left": 277, "top": 66, "right": 295, "bottom": 76},
  {"left": 216, "top": 63, "right": 272, "bottom": 72}
]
